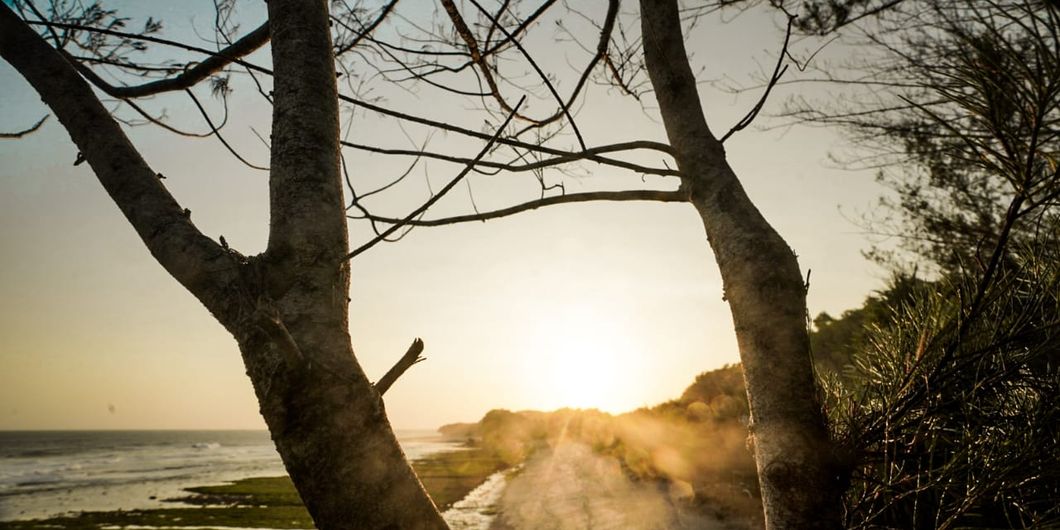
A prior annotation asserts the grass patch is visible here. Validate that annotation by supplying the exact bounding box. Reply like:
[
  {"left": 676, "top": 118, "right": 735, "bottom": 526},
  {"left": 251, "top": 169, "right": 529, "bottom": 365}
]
[
  {"left": 0, "top": 506, "right": 313, "bottom": 530},
  {"left": 413, "top": 448, "right": 507, "bottom": 509}
]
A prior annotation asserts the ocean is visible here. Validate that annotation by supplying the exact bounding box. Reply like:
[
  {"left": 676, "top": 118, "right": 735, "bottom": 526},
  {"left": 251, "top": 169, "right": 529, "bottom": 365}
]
[{"left": 0, "top": 429, "right": 466, "bottom": 522}]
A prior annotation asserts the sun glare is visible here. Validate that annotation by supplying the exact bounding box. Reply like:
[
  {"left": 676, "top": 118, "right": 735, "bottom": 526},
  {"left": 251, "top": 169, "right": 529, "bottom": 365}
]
[{"left": 524, "top": 303, "right": 644, "bottom": 413}]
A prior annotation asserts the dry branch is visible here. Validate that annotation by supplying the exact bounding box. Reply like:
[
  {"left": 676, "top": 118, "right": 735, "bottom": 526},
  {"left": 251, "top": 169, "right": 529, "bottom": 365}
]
[
  {"left": 375, "top": 338, "right": 426, "bottom": 396},
  {"left": 0, "top": 114, "right": 49, "bottom": 138},
  {"left": 358, "top": 189, "right": 686, "bottom": 227}
]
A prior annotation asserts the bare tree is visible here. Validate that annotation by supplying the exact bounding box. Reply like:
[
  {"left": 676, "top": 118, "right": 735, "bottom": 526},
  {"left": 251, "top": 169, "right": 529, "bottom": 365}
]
[
  {"left": 1, "top": 0, "right": 847, "bottom": 528},
  {"left": 1, "top": 2, "right": 449, "bottom": 528}
]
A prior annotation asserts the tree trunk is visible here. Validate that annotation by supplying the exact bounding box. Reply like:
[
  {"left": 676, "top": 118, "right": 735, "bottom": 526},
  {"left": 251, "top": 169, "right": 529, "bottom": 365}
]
[
  {"left": 235, "top": 328, "right": 448, "bottom": 529},
  {"left": 244, "top": 2, "right": 448, "bottom": 527},
  {"left": 638, "top": 1, "right": 845, "bottom": 528},
  {"left": 0, "top": 2, "right": 448, "bottom": 528}
]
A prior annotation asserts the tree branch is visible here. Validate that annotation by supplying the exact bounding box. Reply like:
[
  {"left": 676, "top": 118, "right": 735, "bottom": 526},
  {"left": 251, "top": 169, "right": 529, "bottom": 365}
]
[
  {"left": 439, "top": 0, "right": 524, "bottom": 118},
  {"left": 344, "top": 95, "right": 527, "bottom": 260},
  {"left": 0, "top": 114, "right": 49, "bottom": 138},
  {"left": 720, "top": 14, "right": 794, "bottom": 143},
  {"left": 45, "top": 10, "right": 678, "bottom": 207},
  {"left": 185, "top": 88, "right": 268, "bottom": 170},
  {"left": 357, "top": 189, "right": 686, "bottom": 227},
  {"left": 38, "top": 19, "right": 270, "bottom": 98},
  {"left": 340, "top": 139, "right": 680, "bottom": 177},
  {"left": 335, "top": 0, "right": 401, "bottom": 54},
  {"left": 344, "top": 94, "right": 674, "bottom": 168},
  {"left": 467, "top": 0, "right": 603, "bottom": 149},
  {"left": 374, "top": 338, "right": 425, "bottom": 396}
]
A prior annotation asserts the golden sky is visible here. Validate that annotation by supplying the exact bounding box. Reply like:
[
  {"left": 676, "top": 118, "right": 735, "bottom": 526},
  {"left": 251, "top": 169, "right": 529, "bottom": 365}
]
[{"left": 0, "top": 0, "right": 886, "bottom": 430}]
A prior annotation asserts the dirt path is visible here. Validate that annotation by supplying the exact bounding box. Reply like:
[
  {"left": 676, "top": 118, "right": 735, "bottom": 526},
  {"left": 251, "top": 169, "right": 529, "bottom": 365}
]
[{"left": 490, "top": 443, "right": 726, "bottom": 530}]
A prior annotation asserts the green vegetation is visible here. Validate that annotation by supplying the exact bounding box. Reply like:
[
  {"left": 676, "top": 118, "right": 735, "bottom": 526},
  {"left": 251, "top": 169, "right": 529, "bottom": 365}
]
[
  {"left": 181, "top": 476, "right": 305, "bottom": 507},
  {"left": 810, "top": 275, "right": 925, "bottom": 374},
  {"left": 412, "top": 448, "right": 507, "bottom": 509},
  {"left": 822, "top": 249, "right": 1060, "bottom": 529},
  {"left": 795, "top": 2, "right": 1060, "bottom": 526},
  {"left": 0, "top": 502, "right": 313, "bottom": 530},
  {"left": 0, "top": 446, "right": 506, "bottom": 530}
]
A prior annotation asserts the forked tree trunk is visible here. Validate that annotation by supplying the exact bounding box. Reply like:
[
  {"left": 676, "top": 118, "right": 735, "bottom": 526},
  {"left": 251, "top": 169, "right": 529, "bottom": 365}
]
[
  {"left": 639, "top": 1, "right": 845, "bottom": 528},
  {"left": 0, "top": 2, "right": 448, "bottom": 528}
]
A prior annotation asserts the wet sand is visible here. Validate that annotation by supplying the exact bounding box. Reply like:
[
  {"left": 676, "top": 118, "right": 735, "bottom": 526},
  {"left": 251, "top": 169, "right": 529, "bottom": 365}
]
[{"left": 490, "top": 443, "right": 726, "bottom": 530}]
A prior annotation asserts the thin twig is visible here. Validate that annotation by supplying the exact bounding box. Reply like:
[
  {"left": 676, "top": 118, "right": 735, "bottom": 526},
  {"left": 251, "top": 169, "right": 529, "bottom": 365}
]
[
  {"left": 720, "top": 14, "right": 794, "bottom": 143},
  {"left": 0, "top": 114, "right": 49, "bottom": 138},
  {"left": 185, "top": 88, "right": 267, "bottom": 170}
]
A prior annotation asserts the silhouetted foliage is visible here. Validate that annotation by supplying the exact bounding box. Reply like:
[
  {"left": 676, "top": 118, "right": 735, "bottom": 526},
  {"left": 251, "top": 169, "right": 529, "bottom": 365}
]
[
  {"left": 780, "top": 6, "right": 1060, "bottom": 522},
  {"left": 822, "top": 241, "right": 1060, "bottom": 529},
  {"left": 785, "top": 1, "right": 1060, "bottom": 275},
  {"left": 811, "top": 275, "right": 925, "bottom": 373}
]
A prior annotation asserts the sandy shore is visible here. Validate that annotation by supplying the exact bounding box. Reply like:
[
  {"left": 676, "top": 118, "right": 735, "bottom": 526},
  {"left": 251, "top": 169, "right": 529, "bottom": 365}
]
[{"left": 490, "top": 443, "right": 726, "bottom": 530}]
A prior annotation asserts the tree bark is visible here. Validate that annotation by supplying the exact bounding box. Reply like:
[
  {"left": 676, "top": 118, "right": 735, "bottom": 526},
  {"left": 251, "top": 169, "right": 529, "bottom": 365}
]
[
  {"left": 638, "top": 1, "right": 845, "bottom": 528},
  {"left": 0, "top": 2, "right": 448, "bottom": 528}
]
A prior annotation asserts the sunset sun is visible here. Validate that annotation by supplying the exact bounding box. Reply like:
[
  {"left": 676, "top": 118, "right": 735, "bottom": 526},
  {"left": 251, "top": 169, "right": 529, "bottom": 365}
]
[{"left": 526, "top": 303, "right": 642, "bottom": 412}]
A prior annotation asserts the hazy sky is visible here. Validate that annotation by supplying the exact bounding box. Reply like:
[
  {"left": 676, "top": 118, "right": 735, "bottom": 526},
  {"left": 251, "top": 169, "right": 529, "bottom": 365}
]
[{"left": 0, "top": 0, "right": 888, "bottom": 430}]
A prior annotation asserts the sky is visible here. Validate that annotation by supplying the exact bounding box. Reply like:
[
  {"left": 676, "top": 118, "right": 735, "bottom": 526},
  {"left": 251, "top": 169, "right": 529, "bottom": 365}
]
[{"left": 0, "top": 0, "right": 889, "bottom": 430}]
